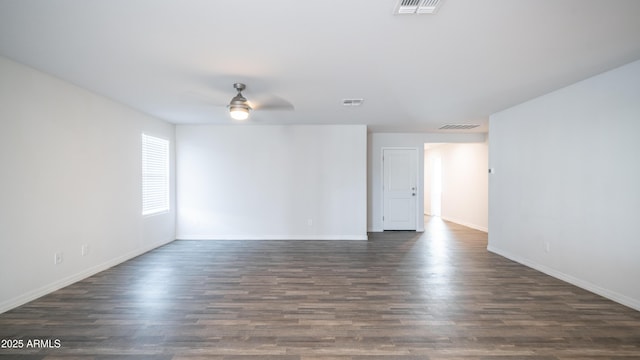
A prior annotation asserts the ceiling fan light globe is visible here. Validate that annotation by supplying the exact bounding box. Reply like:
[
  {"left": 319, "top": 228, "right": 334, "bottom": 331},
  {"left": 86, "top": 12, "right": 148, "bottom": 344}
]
[{"left": 229, "top": 106, "right": 250, "bottom": 120}]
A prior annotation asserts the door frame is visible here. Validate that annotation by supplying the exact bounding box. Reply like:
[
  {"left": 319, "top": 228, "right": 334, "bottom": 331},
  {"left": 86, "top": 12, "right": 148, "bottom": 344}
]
[{"left": 381, "top": 147, "right": 420, "bottom": 231}]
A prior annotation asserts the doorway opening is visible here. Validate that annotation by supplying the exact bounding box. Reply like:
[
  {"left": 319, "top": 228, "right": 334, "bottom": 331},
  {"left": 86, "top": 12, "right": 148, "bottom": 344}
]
[
  {"left": 423, "top": 143, "right": 443, "bottom": 227},
  {"left": 422, "top": 141, "right": 489, "bottom": 233},
  {"left": 431, "top": 155, "right": 442, "bottom": 217}
]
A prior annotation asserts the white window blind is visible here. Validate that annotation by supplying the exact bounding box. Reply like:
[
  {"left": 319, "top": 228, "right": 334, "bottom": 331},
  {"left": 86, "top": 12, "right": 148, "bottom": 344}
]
[{"left": 142, "top": 134, "right": 169, "bottom": 216}]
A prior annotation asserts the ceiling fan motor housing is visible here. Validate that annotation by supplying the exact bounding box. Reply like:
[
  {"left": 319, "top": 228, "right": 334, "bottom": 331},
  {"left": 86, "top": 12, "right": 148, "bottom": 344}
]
[
  {"left": 228, "top": 83, "right": 251, "bottom": 120},
  {"left": 229, "top": 83, "right": 251, "bottom": 110}
]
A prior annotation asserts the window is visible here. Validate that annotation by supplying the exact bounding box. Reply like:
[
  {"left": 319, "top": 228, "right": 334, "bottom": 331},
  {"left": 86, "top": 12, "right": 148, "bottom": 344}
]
[{"left": 142, "top": 134, "right": 169, "bottom": 215}]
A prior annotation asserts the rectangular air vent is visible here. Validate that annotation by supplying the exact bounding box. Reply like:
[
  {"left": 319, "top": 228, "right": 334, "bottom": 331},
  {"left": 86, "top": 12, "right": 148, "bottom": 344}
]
[
  {"left": 343, "top": 99, "right": 364, "bottom": 106},
  {"left": 395, "top": 0, "right": 444, "bottom": 14},
  {"left": 439, "top": 124, "right": 480, "bottom": 130}
]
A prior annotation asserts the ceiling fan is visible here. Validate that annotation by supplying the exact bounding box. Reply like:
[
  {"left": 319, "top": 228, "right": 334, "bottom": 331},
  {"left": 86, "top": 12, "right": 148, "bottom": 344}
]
[
  {"left": 182, "top": 81, "right": 294, "bottom": 121},
  {"left": 228, "top": 83, "right": 251, "bottom": 120},
  {"left": 225, "top": 82, "right": 293, "bottom": 121}
]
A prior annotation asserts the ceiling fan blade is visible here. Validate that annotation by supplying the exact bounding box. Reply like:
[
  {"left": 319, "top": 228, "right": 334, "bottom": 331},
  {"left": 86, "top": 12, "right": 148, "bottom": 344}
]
[{"left": 251, "top": 94, "right": 294, "bottom": 111}]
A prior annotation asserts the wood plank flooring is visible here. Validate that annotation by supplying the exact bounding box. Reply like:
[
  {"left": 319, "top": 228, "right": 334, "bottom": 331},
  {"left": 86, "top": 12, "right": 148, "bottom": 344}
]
[{"left": 1, "top": 217, "right": 639, "bottom": 359}]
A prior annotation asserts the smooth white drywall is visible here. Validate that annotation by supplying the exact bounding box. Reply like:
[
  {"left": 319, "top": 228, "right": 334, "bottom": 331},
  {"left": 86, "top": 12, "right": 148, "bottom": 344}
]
[
  {"left": 489, "top": 59, "right": 640, "bottom": 311},
  {"left": 368, "top": 132, "right": 486, "bottom": 232},
  {"left": 176, "top": 125, "right": 367, "bottom": 240},
  {"left": 424, "top": 143, "right": 488, "bottom": 231},
  {"left": 0, "top": 56, "right": 176, "bottom": 313}
]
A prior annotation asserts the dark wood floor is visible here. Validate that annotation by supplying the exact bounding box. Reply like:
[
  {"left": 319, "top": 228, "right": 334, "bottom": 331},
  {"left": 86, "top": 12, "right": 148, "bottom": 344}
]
[{"left": 1, "top": 217, "right": 639, "bottom": 359}]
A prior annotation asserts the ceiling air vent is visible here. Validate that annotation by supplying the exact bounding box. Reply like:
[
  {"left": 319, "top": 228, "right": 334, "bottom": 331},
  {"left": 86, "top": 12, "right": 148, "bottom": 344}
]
[
  {"left": 395, "top": 0, "right": 444, "bottom": 14},
  {"left": 343, "top": 99, "right": 364, "bottom": 106},
  {"left": 439, "top": 124, "right": 480, "bottom": 130}
]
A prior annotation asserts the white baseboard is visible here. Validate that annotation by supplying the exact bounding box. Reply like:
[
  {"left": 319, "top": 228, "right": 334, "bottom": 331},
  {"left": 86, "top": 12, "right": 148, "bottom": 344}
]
[
  {"left": 487, "top": 245, "right": 640, "bottom": 312},
  {"left": 177, "top": 234, "right": 368, "bottom": 240},
  {"left": 441, "top": 216, "right": 488, "bottom": 232},
  {"left": 368, "top": 227, "right": 383, "bottom": 232},
  {"left": 0, "top": 238, "right": 174, "bottom": 314}
]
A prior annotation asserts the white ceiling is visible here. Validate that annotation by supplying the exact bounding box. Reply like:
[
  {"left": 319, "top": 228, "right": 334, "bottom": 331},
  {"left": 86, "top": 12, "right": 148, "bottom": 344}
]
[{"left": 1, "top": 0, "right": 639, "bottom": 133}]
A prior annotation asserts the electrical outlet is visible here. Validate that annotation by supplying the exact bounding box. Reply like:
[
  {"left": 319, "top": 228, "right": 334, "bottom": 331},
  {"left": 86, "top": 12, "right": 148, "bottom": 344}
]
[
  {"left": 81, "top": 244, "right": 89, "bottom": 256},
  {"left": 54, "top": 252, "right": 63, "bottom": 265},
  {"left": 544, "top": 242, "right": 550, "bottom": 253},
  {"left": 307, "top": 218, "right": 313, "bottom": 226}
]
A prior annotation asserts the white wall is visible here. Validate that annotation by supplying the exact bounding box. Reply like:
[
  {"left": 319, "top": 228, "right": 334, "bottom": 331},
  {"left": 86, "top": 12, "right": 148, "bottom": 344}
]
[
  {"left": 489, "top": 59, "right": 640, "bottom": 311},
  {"left": 176, "top": 125, "right": 367, "bottom": 240},
  {"left": 368, "top": 132, "right": 486, "bottom": 232},
  {"left": 424, "top": 143, "right": 488, "bottom": 231},
  {"left": 0, "top": 56, "right": 176, "bottom": 313}
]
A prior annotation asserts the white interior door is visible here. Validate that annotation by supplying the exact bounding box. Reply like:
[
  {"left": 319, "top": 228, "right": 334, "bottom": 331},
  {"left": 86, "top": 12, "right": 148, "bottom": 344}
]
[{"left": 383, "top": 148, "right": 417, "bottom": 230}]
